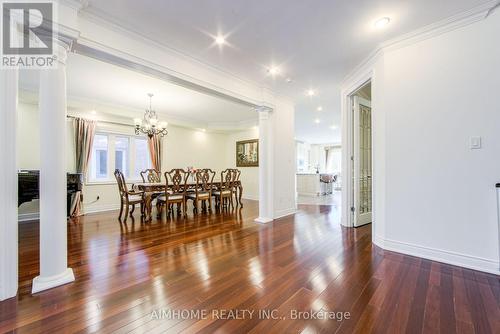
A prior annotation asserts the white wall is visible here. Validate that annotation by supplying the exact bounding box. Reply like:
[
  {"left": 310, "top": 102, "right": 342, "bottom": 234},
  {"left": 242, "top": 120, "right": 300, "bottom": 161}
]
[{"left": 369, "top": 11, "right": 500, "bottom": 273}]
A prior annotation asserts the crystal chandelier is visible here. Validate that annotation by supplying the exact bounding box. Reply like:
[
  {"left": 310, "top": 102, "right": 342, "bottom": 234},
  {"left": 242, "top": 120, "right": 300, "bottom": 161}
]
[{"left": 134, "top": 93, "right": 168, "bottom": 138}]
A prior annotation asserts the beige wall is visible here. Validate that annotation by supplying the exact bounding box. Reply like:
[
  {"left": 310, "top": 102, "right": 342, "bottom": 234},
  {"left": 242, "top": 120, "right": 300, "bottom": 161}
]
[
  {"left": 225, "top": 128, "right": 260, "bottom": 200},
  {"left": 17, "top": 102, "right": 259, "bottom": 218}
]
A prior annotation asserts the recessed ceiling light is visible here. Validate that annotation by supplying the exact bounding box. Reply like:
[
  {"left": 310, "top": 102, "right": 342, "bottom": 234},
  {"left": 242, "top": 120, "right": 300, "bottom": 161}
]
[
  {"left": 91, "top": 110, "right": 97, "bottom": 115},
  {"left": 267, "top": 66, "right": 280, "bottom": 76},
  {"left": 314, "top": 118, "right": 321, "bottom": 124},
  {"left": 201, "top": 128, "right": 206, "bottom": 132},
  {"left": 330, "top": 125, "right": 338, "bottom": 130},
  {"left": 317, "top": 106, "right": 323, "bottom": 111},
  {"left": 215, "top": 35, "right": 226, "bottom": 45},
  {"left": 286, "top": 78, "right": 293, "bottom": 83},
  {"left": 307, "top": 89, "right": 316, "bottom": 97},
  {"left": 374, "top": 17, "right": 391, "bottom": 29}
]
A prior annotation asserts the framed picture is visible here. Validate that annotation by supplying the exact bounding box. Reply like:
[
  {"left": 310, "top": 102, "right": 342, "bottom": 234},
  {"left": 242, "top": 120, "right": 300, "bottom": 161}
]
[{"left": 236, "top": 139, "right": 259, "bottom": 167}]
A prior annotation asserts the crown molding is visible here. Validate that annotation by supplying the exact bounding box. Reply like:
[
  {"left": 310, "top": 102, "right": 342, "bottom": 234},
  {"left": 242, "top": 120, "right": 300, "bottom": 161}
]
[
  {"left": 343, "top": 0, "right": 499, "bottom": 87},
  {"left": 18, "top": 87, "right": 257, "bottom": 133},
  {"left": 381, "top": 0, "right": 499, "bottom": 52}
]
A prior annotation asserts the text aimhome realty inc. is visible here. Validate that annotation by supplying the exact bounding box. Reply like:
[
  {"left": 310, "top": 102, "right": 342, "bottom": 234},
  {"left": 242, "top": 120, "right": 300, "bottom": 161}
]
[{"left": 150, "top": 308, "right": 351, "bottom": 322}]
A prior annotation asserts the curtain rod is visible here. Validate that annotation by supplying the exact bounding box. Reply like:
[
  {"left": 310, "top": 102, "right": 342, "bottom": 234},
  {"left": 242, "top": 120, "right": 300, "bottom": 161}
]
[{"left": 66, "top": 115, "right": 135, "bottom": 128}]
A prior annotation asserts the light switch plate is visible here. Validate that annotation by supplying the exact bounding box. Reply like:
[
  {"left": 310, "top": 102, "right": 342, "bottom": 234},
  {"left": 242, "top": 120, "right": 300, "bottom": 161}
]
[{"left": 470, "top": 136, "right": 482, "bottom": 149}]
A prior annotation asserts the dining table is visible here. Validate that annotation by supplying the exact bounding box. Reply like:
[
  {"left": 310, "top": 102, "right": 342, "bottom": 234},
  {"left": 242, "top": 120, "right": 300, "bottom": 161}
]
[{"left": 134, "top": 180, "right": 243, "bottom": 220}]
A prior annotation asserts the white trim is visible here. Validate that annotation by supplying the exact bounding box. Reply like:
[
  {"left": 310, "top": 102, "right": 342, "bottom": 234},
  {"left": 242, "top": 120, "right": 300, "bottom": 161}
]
[
  {"left": 373, "top": 235, "right": 500, "bottom": 275},
  {"left": 83, "top": 204, "right": 120, "bottom": 215},
  {"left": 18, "top": 213, "right": 39, "bottom": 222},
  {"left": 274, "top": 207, "right": 297, "bottom": 220},
  {"left": 242, "top": 195, "right": 259, "bottom": 201},
  {"left": 254, "top": 217, "right": 273, "bottom": 224},
  {"left": 32, "top": 268, "right": 75, "bottom": 294},
  {"left": 342, "top": 0, "right": 499, "bottom": 86}
]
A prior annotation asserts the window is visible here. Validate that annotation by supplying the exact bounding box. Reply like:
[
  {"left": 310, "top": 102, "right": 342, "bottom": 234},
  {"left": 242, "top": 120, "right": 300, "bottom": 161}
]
[
  {"left": 90, "top": 134, "right": 109, "bottom": 181},
  {"left": 88, "top": 133, "right": 152, "bottom": 183},
  {"left": 115, "top": 136, "right": 129, "bottom": 177},
  {"left": 134, "top": 138, "right": 152, "bottom": 179}
]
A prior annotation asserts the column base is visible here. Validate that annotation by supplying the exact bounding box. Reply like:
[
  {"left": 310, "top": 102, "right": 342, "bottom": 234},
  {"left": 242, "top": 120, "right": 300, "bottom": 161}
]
[
  {"left": 32, "top": 268, "right": 75, "bottom": 294},
  {"left": 255, "top": 217, "right": 273, "bottom": 224}
]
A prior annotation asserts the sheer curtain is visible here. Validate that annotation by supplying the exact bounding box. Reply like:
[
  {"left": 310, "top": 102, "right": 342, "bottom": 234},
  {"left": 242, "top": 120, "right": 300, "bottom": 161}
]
[
  {"left": 147, "top": 134, "right": 162, "bottom": 172},
  {"left": 71, "top": 117, "right": 96, "bottom": 217}
]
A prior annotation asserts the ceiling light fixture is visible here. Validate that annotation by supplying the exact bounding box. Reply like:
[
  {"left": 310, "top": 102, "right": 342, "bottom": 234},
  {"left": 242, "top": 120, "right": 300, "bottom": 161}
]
[
  {"left": 374, "top": 17, "right": 391, "bottom": 29},
  {"left": 314, "top": 118, "right": 321, "bottom": 124},
  {"left": 286, "top": 78, "right": 293, "bottom": 83},
  {"left": 330, "top": 125, "right": 338, "bottom": 130},
  {"left": 91, "top": 110, "right": 97, "bottom": 115},
  {"left": 215, "top": 35, "right": 226, "bottom": 45},
  {"left": 307, "top": 89, "right": 316, "bottom": 97},
  {"left": 267, "top": 66, "right": 280, "bottom": 76},
  {"left": 317, "top": 106, "right": 323, "bottom": 111},
  {"left": 134, "top": 93, "right": 168, "bottom": 138}
]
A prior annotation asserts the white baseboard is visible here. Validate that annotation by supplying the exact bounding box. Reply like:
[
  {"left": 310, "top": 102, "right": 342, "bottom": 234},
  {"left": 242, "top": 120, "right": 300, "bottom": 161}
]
[
  {"left": 18, "top": 212, "right": 39, "bottom": 222},
  {"left": 83, "top": 204, "right": 120, "bottom": 215},
  {"left": 274, "top": 207, "right": 297, "bottom": 220},
  {"left": 373, "top": 235, "right": 500, "bottom": 275},
  {"left": 297, "top": 192, "right": 320, "bottom": 197},
  {"left": 242, "top": 195, "right": 259, "bottom": 201},
  {"left": 32, "top": 268, "right": 75, "bottom": 294}
]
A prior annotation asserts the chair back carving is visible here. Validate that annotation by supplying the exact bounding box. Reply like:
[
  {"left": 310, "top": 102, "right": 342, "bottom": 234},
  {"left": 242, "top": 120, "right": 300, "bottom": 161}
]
[
  {"left": 220, "top": 169, "right": 236, "bottom": 190},
  {"left": 140, "top": 169, "right": 161, "bottom": 183},
  {"left": 195, "top": 169, "right": 215, "bottom": 193},
  {"left": 165, "top": 169, "right": 188, "bottom": 194},
  {"left": 114, "top": 169, "right": 127, "bottom": 197}
]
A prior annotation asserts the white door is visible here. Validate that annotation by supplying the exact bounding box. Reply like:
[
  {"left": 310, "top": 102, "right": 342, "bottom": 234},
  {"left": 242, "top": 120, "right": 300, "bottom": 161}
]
[{"left": 352, "top": 96, "right": 372, "bottom": 227}]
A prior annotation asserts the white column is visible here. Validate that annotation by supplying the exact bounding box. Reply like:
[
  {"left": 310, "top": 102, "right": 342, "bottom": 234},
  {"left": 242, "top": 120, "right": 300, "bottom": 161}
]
[
  {"left": 32, "top": 41, "right": 74, "bottom": 294},
  {"left": 255, "top": 108, "right": 274, "bottom": 223},
  {"left": 0, "top": 68, "right": 19, "bottom": 301}
]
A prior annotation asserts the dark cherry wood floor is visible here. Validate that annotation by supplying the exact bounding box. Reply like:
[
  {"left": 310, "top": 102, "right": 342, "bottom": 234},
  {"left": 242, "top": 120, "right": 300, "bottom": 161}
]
[{"left": 0, "top": 200, "right": 499, "bottom": 333}]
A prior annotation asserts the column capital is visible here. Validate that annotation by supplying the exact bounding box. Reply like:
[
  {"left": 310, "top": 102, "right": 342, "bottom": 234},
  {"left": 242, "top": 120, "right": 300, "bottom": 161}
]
[{"left": 255, "top": 106, "right": 273, "bottom": 120}]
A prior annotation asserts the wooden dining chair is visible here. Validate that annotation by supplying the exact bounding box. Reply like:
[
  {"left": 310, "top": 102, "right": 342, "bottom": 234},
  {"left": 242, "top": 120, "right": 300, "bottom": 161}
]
[
  {"left": 140, "top": 169, "right": 161, "bottom": 183},
  {"left": 213, "top": 169, "right": 236, "bottom": 211},
  {"left": 157, "top": 169, "right": 188, "bottom": 218},
  {"left": 230, "top": 168, "right": 242, "bottom": 206},
  {"left": 140, "top": 169, "right": 163, "bottom": 210},
  {"left": 114, "top": 169, "right": 145, "bottom": 222},
  {"left": 187, "top": 169, "right": 215, "bottom": 214}
]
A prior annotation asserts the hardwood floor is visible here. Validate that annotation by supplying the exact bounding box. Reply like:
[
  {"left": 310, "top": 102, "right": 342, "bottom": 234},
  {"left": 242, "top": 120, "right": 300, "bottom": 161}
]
[{"left": 1, "top": 200, "right": 499, "bottom": 333}]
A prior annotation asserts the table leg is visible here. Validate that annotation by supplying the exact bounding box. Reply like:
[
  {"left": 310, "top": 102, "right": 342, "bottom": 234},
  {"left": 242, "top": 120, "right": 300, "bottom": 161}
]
[
  {"left": 238, "top": 184, "right": 243, "bottom": 208},
  {"left": 144, "top": 193, "right": 153, "bottom": 221}
]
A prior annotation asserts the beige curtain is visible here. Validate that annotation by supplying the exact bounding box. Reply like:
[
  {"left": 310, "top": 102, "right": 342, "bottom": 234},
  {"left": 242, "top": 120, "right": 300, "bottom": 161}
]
[
  {"left": 70, "top": 118, "right": 96, "bottom": 217},
  {"left": 148, "top": 134, "right": 162, "bottom": 172}
]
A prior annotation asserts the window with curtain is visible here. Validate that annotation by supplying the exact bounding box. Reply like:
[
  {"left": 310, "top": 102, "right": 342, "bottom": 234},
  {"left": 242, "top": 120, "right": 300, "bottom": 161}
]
[
  {"left": 88, "top": 132, "right": 152, "bottom": 183},
  {"left": 134, "top": 137, "right": 151, "bottom": 179},
  {"left": 90, "top": 134, "right": 109, "bottom": 181},
  {"left": 115, "top": 136, "right": 130, "bottom": 177}
]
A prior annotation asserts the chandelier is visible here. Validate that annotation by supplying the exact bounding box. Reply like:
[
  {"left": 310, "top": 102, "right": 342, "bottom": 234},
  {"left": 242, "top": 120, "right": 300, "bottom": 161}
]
[{"left": 134, "top": 93, "right": 168, "bottom": 138}]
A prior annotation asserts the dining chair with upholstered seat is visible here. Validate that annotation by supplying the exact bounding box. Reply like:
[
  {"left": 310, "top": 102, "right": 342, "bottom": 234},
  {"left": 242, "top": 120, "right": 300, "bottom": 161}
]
[
  {"left": 213, "top": 169, "right": 236, "bottom": 211},
  {"left": 230, "top": 168, "right": 241, "bottom": 206},
  {"left": 157, "top": 169, "right": 188, "bottom": 218},
  {"left": 140, "top": 168, "right": 163, "bottom": 212},
  {"left": 187, "top": 169, "right": 215, "bottom": 214},
  {"left": 140, "top": 169, "right": 161, "bottom": 183},
  {"left": 114, "top": 169, "right": 145, "bottom": 222}
]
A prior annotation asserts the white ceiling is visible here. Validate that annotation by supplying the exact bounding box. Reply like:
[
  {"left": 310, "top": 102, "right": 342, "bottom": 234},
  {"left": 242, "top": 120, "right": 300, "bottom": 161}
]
[
  {"left": 79, "top": 0, "right": 488, "bottom": 143},
  {"left": 19, "top": 53, "right": 258, "bottom": 130}
]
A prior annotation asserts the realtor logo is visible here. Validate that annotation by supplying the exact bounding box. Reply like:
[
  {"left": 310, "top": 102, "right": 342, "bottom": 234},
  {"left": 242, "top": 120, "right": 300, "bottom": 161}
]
[{"left": 1, "top": 1, "right": 56, "bottom": 68}]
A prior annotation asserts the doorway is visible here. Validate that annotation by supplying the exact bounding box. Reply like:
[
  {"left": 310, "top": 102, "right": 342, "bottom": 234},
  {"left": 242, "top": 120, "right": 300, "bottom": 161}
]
[{"left": 350, "top": 82, "right": 372, "bottom": 227}]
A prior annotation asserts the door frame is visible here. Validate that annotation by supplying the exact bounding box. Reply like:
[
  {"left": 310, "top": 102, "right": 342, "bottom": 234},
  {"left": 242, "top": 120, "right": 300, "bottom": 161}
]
[
  {"left": 341, "top": 69, "right": 374, "bottom": 228},
  {"left": 352, "top": 96, "right": 372, "bottom": 227}
]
